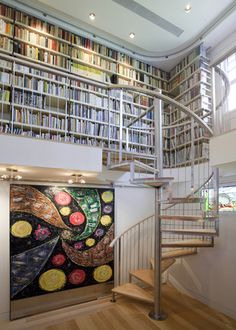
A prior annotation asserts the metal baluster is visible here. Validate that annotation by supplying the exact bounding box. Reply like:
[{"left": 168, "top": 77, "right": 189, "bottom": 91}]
[
  {"left": 107, "top": 89, "right": 111, "bottom": 167},
  {"left": 119, "top": 88, "right": 123, "bottom": 163}
]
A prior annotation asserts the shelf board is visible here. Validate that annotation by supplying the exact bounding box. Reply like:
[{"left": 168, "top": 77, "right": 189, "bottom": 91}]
[
  {"left": 12, "top": 103, "right": 67, "bottom": 117},
  {"left": 14, "top": 37, "right": 70, "bottom": 58},
  {"left": 13, "top": 84, "right": 67, "bottom": 100},
  {"left": 13, "top": 121, "right": 66, "bottom": 133},
  {"left": 14, "top": 53, "right": 70, "bottom": 72},
  {"left": 0, "top": 14, "right": 14, "bottom": 23},
  {"left": 15, "top": 20, "right": 71, "bottom": 45},
  {"left": 14, "top": 69, "right": 69, "bottom": 86},
  {"left": 0, "top": 31, "right": 13, "bottom": 39}
]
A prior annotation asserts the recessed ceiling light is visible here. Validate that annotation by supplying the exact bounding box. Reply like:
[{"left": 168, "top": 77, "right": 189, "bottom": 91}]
[
  {"left": 14, "top": 175, "right": 22, "bottom": 180},
  {"left": 185, "top": 4, "right": 192, "bottom": 13},
  {"left": 68, "top": 179, "right": 74, "bottom": 184},
  {"left": 89, "top": 13, "right": 96, "bottom": 20},
  {"left": 129, "top": 32, "right": 135, "bottom": 39},
  {"left": 80, "top": 179, "right": 86, "bottom": 184},
  {"left": 1, "top": 174, "right": 9, "bottom": 180}
]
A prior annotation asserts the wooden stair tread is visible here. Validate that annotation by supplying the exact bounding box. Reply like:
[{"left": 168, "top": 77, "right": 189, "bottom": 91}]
[
  {"left": 160, "top": 215, "right": 203, "bottom": 221},
  {"left": 150, "top": 258, "right": 176, "bottom": 271},
  {"left": 165, "top": 197, "right": 203, "bottom": 204},
  {"left": 130, "top": 269, "right": 154, "bottom": 287},
  {"left": 161, "top": 249, "right": 197, "bottom": 259},
  {"left": 133, "top": 177, "right": 174, "bottom": 187},
  {"left": 130, "top": 259, "right": 175, "bottom": 286},
  {"left": 107, "top": 161, "right": 131, "bottom": 171},
  {"left": 162, "top": 228, "right": 217, "bottom": 236},
  {"left": 132, "top": 160, "right": 159, "bottom": 174},
  {"left": 112, "top": 283, "right": 154, "bottom": 303},
  {"left": 162, "top": 239, "right": 214, "bottom": 247}
]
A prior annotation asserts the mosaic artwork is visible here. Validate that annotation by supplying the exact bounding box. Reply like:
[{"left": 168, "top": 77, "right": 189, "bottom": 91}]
[{"left": 10, "top": 185, "right": 114, "bottom": 300}]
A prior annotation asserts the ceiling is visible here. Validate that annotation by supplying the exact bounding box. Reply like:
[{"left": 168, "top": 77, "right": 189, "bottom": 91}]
[{"left": 13, "top": 0, "right": 236, "bottom": 69}]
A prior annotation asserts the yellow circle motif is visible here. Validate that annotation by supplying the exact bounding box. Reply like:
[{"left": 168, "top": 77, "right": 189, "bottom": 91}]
[
  {"left": 11, "top": 221, "right": 32, "bottom": 238},
  {"left": 93, "top": 265, "right": 112, "bottom": 283},
  {"left": 60, "top": 206, "right": 71, "bottom": 216},
  {"left": 86, "top": 238, "right": 95, "bottom": 247},
  {"left": 100, "top": 215, "right": 112, "bottom": 226},
  {"left": 101, "top": 191, "right": 113, "bottom": 203},
  {"left": 39, "top": 269, "right": 66, "bottom": 292}
]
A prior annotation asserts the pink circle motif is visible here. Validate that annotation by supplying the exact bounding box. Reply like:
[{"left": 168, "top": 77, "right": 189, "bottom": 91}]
[
  {"left": 68, "top": 269, "right": 86, "bottom": 285},
  {"left": 51, "top": 254, "right": 66, "bottom": 267},
  {"left": 69, "top": 212, "right": 85, "bottom": 226},
  {"left": 34, "top": 225, "right": 51, "bottom": 241},
  {"left": 54, "top": 192, "right": 72, "bottom": 206},
  {"left": 74, "top": 241, "right": 84, "bottom": 250}
]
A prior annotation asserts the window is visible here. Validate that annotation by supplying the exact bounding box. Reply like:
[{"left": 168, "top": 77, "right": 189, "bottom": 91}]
[
  {"left": 207, "top": 186, "right": 236, "bottom": 211},
  {"left": 218, "top": 186, "right": 236, "bottom": 211},
  {"left": 218, "top": 53, "right": 236, "bottom": 112}
]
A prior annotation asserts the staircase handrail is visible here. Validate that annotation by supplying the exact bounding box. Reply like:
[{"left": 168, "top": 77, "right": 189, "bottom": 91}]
[
  {"left": 215, "top": 66, "right": 230, "bottom": 110},
  {"left": 109, "top": 173, "right": 218, "bottom": 246},
  {"left": 108, "top": 84, "right": 213, "bottom": 137},
  {"left": 163, "top": 171, "right": 214, "bottom": 211},
  {"left": 110, "top": 214, "right": 154, "bottom": 248}
]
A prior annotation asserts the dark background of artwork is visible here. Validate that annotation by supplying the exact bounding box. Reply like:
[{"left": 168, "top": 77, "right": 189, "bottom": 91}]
[{"left": 10, "top": 185, "right": 114, "bottom": 301}]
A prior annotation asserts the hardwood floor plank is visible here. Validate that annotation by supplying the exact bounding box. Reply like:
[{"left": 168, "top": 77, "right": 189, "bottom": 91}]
[
  {"left": 3, "top": 285, "right": 236, "bottom": 330},
  {"left": 105, "top": 307, "right": 136, "bottom": 330},
  {"left": 95, "top": 310, "right": 117, "bottom": 330},
  {"left": 74, "top": 315, "right": 97, "bottom": 330},
  {"left": 45, "top": 320, "right": 79, "bottom": 330}
]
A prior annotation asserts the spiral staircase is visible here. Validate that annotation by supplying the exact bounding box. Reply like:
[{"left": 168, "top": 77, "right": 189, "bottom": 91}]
[{"left": 106, "top": 85, "right": 219, "bottom": 319}]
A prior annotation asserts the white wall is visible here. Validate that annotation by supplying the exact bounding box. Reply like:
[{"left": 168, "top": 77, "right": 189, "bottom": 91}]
[
  {"left": 168, "top": 213, "right": 236, "bottom": 320},
  {"left": 0, "top": 135, "right": 102, "bottom": 173},
  {"left": 115, "top": 187, "right": 154, "bottom": 236},
  {"left": 209, "top": 29, "right": 236, "bottom": 66},
  {"left": 0, "top": 181, "right": 154, "bottom": 320},
  {"left": 210, "top": 130, "right": 236, "bottom": 167},
  {"left": 0, "top": 182, "right": 10, "bottom": 320}
]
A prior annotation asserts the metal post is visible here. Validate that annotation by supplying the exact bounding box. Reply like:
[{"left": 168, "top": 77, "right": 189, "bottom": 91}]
[
  {"left": 148, "top": 95, "right": 166, "bottom": 320},
  {"left": 213, "top": 167, "right": 219, "bottom": 235},
  {"left": 149, "top": 187, "right": 167, "bottom": 320},
  {"left": 190, "top": 118, "right": 195, "bottom": 194},
  {"left": 126, "top": 127, "right": 129, "bottom": 151},
  {"left": 107, "top": 90, "right": 111, "bottom": 167},
  {"left": 119, "top": 89, "right": 123, "bottom": 163},
  {"left": 153, "top": 97, "right": 163, "bottom": 176}
]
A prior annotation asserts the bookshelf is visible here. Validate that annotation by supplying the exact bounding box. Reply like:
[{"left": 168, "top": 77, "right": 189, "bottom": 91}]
[
  {"left": 0, "top": 3, "right": 212, "bottom": 168},
  {"left": 168, "top": 46, "right": 212, "bottom": 122},
  {"left": 0, "top": 4, "right": 14, "bottom": 54},
  {"left": 164, "top": 45, "right": 212, "bottom": 167},
  {"left": 0, "top": 52, "right": 155, "bottom": 157}
]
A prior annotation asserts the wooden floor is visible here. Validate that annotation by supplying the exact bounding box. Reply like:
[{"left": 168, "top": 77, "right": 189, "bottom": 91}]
[{"left": 2, "top": 284, "right": 236, "bottom": 330}]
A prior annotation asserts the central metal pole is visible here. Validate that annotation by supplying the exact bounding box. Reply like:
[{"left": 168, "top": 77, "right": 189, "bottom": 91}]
[
  {"left": 119, "top": 89, "right": 123, "bottom": 163},
  {"left": 149, "top": 96, "right": 167, "bottom": 320},
  {"left": 149, "top": 187, "right": 167, "bottom": 320},
  {"left": 153, "top": 97, "right": 163, "bottom": 176}
]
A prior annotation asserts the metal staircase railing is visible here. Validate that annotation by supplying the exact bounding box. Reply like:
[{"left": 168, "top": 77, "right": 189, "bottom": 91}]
[
  {"left": 106, "top": 84, "right": 218, "bottom": 320},
  {"left": 110, "top": 168, "right": 219, "bottom": 286}
]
